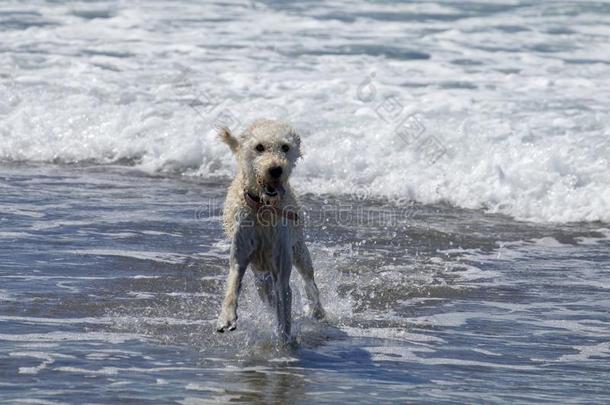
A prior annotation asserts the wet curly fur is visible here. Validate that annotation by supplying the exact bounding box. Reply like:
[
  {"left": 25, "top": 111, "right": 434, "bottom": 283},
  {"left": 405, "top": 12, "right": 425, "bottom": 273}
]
[{"left": 216, "top": 119, "right": 325, "bottom": 342}]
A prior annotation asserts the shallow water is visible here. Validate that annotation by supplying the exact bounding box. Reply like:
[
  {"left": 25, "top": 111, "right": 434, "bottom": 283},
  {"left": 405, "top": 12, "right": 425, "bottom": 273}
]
[
  {"left": 2, "top": 0, "right": 610, "bottom": 403},
  {"left": 1, "top": 164, "right": 609, "bottom": 403}
]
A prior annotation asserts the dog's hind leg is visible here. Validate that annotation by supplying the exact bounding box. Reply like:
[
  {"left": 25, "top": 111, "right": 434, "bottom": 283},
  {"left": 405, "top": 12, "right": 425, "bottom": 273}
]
[
  {"left": 216, "top": 223, "right": 257, "bottom": 333},
  {"left": 293, "top": 240, "right": 325, "bottom": 320}
]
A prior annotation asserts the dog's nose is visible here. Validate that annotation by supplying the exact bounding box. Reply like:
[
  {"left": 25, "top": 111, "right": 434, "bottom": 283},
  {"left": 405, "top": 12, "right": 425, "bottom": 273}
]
[{"left": 269, "top": 166, "right": 283, "bottom": 179}]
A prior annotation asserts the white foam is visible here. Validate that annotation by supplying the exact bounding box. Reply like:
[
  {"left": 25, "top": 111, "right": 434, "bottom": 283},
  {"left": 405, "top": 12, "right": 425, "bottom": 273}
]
[
  {"left": 1, "top": 2, "right": 609, "bottom": 224},
  {"left": 0, "top": 315, "right": 208, "bottom": 329},
  {"left": 342, "top": 326, "right": 446, "bottom": 344},
  {"left": 365, "top": 345, "right": 536, "bottom": 370},
  {"left": 66, "top": 249, "right": 188, "bottom": 264},
  {"left": 0, "top": 232, "right": 31, "bottom": 239},
  {"left": 11, "top": 352, "right": 56, "bottom": 375},
  {"left": 0, "top": 315, "right": 112, "bottom": 325},
  {"left": 575, "top": 228, "right": 610, "bottom": 245},
  {"left": 54, "top": 365, "right": 200, "bottom": 376},
  {"left": 408, "top": 312, "right": 480, "bottom": 328},
  {"left": 10, "top": 351, "right": 76, "bottom": 375},
  {"left": 140, "top": 230, "right": 183, "bottom": 237},
  {"left": 12, "top": 400, "right": 65, "bottom": 405},
  {"left": 557, "top": 342, "right": 610, "bottom": 362},
  {"left": 537, "top": 319, "right": 610, "bottom": 337},
  {"left": 0, "top": 289, "right": 15, "bottom": 302},
  {"left": 0, "top": 331, "right": 145, "bottom": 344},
  {"left": 530, "top": 237, "right": 565, "bottom": 247}
]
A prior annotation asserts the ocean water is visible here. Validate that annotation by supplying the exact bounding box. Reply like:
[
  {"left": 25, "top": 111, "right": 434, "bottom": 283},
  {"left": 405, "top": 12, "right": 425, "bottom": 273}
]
[{"left": 1, "top": 0, "right": 610, "bottom": 403}]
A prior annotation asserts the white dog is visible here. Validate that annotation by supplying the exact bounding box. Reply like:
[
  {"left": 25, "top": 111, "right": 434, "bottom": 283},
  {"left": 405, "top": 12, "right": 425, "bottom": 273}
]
[{"left": 216, "top": 119, "right": 325, "bottom": 342}]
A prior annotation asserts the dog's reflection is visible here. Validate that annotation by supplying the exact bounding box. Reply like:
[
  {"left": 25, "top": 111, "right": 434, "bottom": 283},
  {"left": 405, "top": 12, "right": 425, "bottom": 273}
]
[{"left": 213, "top": 322, "right": 377, "bottom": 404}]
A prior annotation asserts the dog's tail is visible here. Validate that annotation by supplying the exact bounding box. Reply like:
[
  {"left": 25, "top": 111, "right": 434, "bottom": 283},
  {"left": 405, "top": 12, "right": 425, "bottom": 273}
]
[{"left": 218, "top": 127, "right": 239, "bottom": 154}]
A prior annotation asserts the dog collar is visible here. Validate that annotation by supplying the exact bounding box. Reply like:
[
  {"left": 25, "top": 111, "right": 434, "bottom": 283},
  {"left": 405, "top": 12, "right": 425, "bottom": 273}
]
[{"left": 244, "top": 192, "right": 299, "bottom": 222}]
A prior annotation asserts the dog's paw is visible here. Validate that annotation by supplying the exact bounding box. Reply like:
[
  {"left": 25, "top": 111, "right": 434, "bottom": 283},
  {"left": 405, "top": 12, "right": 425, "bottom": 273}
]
[{"left": 216, "top": 312, "right": 238, "bottom": 333}]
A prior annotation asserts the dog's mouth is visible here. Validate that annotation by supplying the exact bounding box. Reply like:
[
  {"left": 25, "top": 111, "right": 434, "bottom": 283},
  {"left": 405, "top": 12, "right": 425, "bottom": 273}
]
[
  {"left": 263, "top": 184, "right": 279, "bottom": 197},
  {"left": 261, "top": 180, "right": 285, "bottom": 199}
]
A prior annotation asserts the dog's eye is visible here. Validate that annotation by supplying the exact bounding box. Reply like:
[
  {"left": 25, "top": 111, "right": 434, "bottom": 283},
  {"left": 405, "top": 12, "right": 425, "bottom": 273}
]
[
  {"left": 255, "top": 144, "right": 265, "bottom": 152},
  {"left": 281, "top": 144, "right": 290, "bottom": 153}
]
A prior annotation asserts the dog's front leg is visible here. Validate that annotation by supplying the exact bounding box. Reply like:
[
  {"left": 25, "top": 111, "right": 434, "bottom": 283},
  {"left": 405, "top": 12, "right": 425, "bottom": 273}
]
[
  {"left": 293, "top": 240, "right": 325, "bottom": 320},
  {"left": 274, "top": 274, "right": 292, "bottom": 344},
  {"left": 216, "top": 223, "right": 256, "bottom": 333},
  {"left": 274, "top": 240, "right": 293, "bottom": 343}
]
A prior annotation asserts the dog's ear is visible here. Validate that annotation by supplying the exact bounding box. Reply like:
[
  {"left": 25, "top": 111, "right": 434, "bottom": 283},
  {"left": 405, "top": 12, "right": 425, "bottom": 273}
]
[
  {"left": 218, "top": 127, "right": 239, "bottom": 154},
  {"left": 292, "top": 132, "right": 303, "bottom": 158}
]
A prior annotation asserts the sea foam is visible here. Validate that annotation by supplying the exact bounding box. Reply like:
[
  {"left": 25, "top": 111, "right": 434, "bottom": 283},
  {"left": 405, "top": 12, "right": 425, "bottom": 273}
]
[{"left": 1, "top": 1, "right": 608, "bottom": 223}]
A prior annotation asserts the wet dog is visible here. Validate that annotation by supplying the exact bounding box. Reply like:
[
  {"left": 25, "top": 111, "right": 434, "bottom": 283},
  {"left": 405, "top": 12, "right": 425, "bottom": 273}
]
[{"left": 216, "top": 119, "right": 325, "bottom": 342}]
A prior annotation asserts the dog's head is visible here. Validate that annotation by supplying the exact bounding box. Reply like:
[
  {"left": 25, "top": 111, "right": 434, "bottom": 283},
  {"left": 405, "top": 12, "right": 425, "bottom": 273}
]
[{"left": 219, "top": 119, "right": 301, "bottom": 203}]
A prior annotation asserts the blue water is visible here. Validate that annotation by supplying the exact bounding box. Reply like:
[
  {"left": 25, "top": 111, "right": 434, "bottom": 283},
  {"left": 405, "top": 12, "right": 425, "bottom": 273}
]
[
  {"left": 1, "top": 0, "right": 610, "bottom": 403},
  {"left": 1, "top": 164, "right": 609, "bottom": 403}
]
